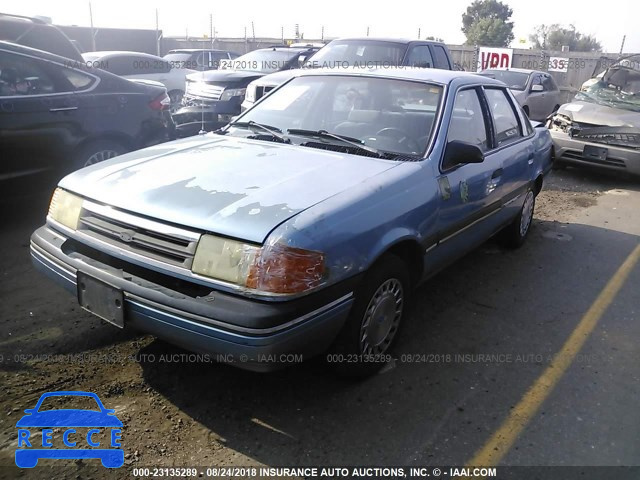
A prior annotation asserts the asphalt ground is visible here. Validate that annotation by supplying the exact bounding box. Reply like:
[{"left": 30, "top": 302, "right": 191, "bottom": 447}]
[{"left": 0, "top": 166, "right": 638, "bottom": 480}]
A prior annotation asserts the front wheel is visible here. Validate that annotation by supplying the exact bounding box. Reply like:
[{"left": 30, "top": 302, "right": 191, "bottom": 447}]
[
  {"left": 329, "top": 254, "right": 410, "bottom": 377},
  {"left": 73, "top": 139, "right": 127, "bottom": 170},
  {"left": 498, "top": 189, "right": 535, "bottom": 248}
]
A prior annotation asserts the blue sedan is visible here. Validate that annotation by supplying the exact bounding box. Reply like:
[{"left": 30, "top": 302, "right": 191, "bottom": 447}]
[{"left": 31, "top": 68, "right": 552, "bottom": 376}]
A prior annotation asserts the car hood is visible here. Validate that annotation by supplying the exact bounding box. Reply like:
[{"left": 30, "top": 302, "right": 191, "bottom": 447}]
[
  {"left": 557, "top": 101, "right": 640, "bottom": 127},
  {"left": 16, "top": 410, "right": 122, "bottom": 427},
  {"left": 187, "top": 69, "right": 264, "bottom": 84},
  {"left": 60, "top": 136, "right": 400, "bottom": 243}
]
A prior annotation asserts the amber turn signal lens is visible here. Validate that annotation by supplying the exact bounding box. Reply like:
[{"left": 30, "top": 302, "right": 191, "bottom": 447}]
[{"left": 246, "top": 243, "right": 325, "bottom": 294}]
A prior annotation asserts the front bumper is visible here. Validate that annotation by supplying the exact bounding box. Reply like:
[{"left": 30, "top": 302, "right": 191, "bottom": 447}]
[
  {"left": 173, "top": 97, "right": 243, "bottom": 137},
  {"left": 551, "top": 130, "right": 640, "bottom": 176},
  {"left": 31, "top": 225, "right": 355, "bottom": 371}
]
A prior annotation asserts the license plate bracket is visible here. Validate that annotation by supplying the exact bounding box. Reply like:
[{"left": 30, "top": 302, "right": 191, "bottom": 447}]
[
  {"left": 77, "top": 272, "right": 124, "bottom": 328},
  {"left": 583, "top": 145, "right": 608, "bottom": 162}
]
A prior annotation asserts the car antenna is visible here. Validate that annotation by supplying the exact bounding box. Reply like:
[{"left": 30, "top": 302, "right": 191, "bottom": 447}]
[{"left": 198, "top": 47, "right": 206, "bottom": 135}]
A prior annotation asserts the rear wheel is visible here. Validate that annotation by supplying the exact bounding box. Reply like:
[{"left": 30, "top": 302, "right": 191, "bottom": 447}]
[
  {"left": 329, "top": 254, "right": 409, "bottom": 377},
  {"left": 498, "top": 189, "right": 535, "bottom": 249},
  {"left": 74, "top": 139, "right": 127, "bottom": 170}
]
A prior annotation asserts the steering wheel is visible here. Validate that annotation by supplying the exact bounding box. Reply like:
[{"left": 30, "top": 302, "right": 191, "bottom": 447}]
[{"left": 375, "top": 128, "right": 419, "bottom": 153}]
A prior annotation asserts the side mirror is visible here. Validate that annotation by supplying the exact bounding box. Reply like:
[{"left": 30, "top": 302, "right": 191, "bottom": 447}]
[
  {"left": 443, "top": 140, "right": 484, "bottom": 170},
  {"left": 531, "top": 84, "right": 544, "bottom": 92}
]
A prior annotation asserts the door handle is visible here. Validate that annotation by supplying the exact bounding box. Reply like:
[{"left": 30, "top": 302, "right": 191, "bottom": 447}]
[
  {"left": 49, "top": 106, "right": 78, "bottom": 112},
  {"left": 491, "top": 168, "right": 503, "bottom": 179},
  {"left": 528, "top": 153, "right": 535, "bottom": 165}
]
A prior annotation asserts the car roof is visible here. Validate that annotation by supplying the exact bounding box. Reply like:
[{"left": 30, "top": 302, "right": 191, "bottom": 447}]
[
  {"left": 295, "top": 67, "right": 503, "bottom": 86},
  {"left": 331, "top": 37, "right": 446, "bottom": 46},
  {"left": 83, "top": 50, "right": 163, "bottom": 60},
  {"left": 482, "top": 67, "right": 543, "bottom": 75},
  {"left": 168, "top": 48, "right": 231, "bottom": 53}
]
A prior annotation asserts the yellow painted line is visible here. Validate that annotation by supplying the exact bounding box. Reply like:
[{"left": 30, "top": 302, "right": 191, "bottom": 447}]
[{"left": 467, "top": 243, "right": 640, "bottom": 468}]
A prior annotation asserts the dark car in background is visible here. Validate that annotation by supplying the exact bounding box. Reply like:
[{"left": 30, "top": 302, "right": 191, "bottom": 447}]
[
  {"left": 0, "top": 12, "right": 83, "bottom": 61},
  {"left": 163, "top": 49, "right": 240, "bottom": 71},
  {"left": 172, "top": 45, "right": 320, "bottom": 136},
  {"left": 241, "top": 37, "right": 454, "bottom": 111},
  {"left": 0, "top": 41, "right": 175, "bottom": 195}
]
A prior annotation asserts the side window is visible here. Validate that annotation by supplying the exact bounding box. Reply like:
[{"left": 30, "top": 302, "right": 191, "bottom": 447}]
[
  {"left": 484, "top": 88, "right": 523, "bottom": 146},
  {"left": 103, "top": 56, "right": 135, "bottom": 76},
  {"left": 0, "top": 52, "right": 59, "bottom": 96},
  {"left": 433, "top": 46, "right": 451, "bottom": 69},
  {"left": 531, "top": 74, "right": 543, "bottom": 90},
  {"left": 542, "top": 74, "right": 557, "bottom": 91},
  {"left": 447, "top": 88, "right": 488, "bottom": 151},
  {"left": 58, "top": 67, "right": 96, "bottom": 91},
  {"left": 405, "top": 46, "right": 433, "bottom": 68}
]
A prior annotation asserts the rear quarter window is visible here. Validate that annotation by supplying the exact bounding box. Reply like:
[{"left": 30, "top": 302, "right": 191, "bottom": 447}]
[{"left": 433, "top": 46, "right": 451, "bottom": 69}]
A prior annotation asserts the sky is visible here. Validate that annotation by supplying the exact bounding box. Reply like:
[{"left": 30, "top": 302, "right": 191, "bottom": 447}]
[{"left": 2, "top": 0, "right": 638, "bottom": 53}]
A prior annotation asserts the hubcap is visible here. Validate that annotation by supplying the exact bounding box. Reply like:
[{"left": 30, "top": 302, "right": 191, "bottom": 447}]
[
  {"left": 520, "top": 191, "right": 535, "bottom": 237},
  {"left": 84, "top": 149, "right": 119, "bottom": 167},
  {"left": 360, "top": 278, "right": 404, "bottom": 354}
]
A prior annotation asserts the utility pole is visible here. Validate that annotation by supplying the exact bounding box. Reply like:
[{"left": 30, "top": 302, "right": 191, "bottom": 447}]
[
  {"left": 155, "top": 8, "right": 160, "bottom": 56},
  {"left": 281, "top": 26, "right": 284, "bottom": 44},
  {"left": 417, "top": 27, "right": 421, "bottom": 39},
  {"left": 251, "top": 21, "right": 255, "bottom": 41},
  {"left": 366, "top": 26, "right": 370, "bottom": 37},
  {"left": 619, "top": 35, "right": 626, "bottom": 54},
  {"left": 210, "top": 14, "right": 214, "bottom": 49},
  {"left": 321, "top": 25, "right": 324, "bottom": 42},
  {"left": 295, "top": 24, "right": 300, "bottom": 41},
  {"left": 89, "top": 2, "right": 96, "bottom": 51}
]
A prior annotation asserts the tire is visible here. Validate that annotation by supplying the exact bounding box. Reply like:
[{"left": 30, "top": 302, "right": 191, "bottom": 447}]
[
  {"left": 74, "top": 139, "right": 127, "bottom": 170},
  {"left": 329, "top": 254, "right": 410, "bottom": 377},
  {"left": 498, "top": 188, "right": 535, "bottom": 249}
]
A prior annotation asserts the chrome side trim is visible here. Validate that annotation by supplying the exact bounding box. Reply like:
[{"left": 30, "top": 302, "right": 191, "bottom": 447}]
[{"left": 439, "top": 207, "right": 501, "bottom": 245}]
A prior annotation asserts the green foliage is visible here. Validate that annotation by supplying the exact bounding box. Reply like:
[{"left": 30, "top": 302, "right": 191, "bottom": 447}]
[
  {"left": 462, "top": 0, "right": 514, "bottom": 47},
  {"left": 529, "top": 24, "right": 602, "bottom": 52}
]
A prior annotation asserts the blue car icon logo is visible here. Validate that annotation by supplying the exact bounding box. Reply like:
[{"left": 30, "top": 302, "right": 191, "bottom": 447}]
[{"left": 15, "top": 391, "right": 123, "bottom": 468}]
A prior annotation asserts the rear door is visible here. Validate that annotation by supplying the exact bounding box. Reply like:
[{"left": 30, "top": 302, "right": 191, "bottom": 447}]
[{"left": 482, "top": 86, "right": 533, "bottom": 217}]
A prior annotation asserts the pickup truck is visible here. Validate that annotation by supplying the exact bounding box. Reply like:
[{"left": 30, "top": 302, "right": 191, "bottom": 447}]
[
  {"left": 241, "top": 37, "right": 454, "bottom": 112},
  {"left": 31, "top": 68, "right": 552, "bottom": 377}
]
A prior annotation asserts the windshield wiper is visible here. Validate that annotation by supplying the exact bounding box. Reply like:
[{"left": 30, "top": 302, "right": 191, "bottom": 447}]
[
  {"left": 229, "top": 121, "right": 289, "bottom": 143},
  {"left": 287, "top": 129, "right": 384, "bottom": 157}
]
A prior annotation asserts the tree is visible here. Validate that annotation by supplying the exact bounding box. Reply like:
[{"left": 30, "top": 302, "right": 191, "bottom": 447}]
[
  {"left": 462, "top": 0, "right": 514, "bottom": 47},
  {"left": 425, "top": 36, "right": 444, "bottom": 42},
  {"left": 529, "top": 24, "right": 601, "bottom": 52}
]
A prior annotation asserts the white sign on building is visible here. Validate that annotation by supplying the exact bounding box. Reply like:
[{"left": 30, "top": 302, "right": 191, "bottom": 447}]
[{"left": 477, "top": 47, "right": 513, "bottom": 72}]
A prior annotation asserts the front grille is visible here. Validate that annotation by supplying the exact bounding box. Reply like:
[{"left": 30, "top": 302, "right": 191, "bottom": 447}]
[
  {"left": 575, "top": 131, "right": 640, "bottom": 147},
  {"left": 77, "top": 203, "right": 200, "bottom": 269},
  {"left": 562, "top": 150, "right": 627, "bottom": 168},
  {"left": 185, "top": 82, "right": 224, "bottom": 101}
]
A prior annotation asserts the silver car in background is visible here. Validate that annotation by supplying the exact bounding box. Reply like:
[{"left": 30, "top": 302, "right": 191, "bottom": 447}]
[{"left": 480, "top": 68, "right": 562, "bottom": 121}]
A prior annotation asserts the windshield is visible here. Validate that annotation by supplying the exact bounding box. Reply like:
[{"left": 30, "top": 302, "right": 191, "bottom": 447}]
[
  {"left": 221, "top": 49, "right": 298, "bottom": 73},
  {"left": 480, "top": 70, "right": 530, "bottom": 90},
  {"left": 305, "top": 41, "right": 406, "bottom": 68},
  {"left": 229, "top": 75, "right": 443, "bottom": 157},
  {"left": 576, "top": 67, "right": 640, "bottom": 112},
  {"left": 163, "top": 53, "right": 191, "bottom": 62}
]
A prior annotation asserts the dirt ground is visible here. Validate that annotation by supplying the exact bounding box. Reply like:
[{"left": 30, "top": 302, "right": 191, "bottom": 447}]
[{"left": 1, "top": 166, "right": 639, "bottom": 479}]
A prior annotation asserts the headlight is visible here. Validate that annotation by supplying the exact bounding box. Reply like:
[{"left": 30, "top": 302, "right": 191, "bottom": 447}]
[
  {"left": 48, "top": 188, "right": 83, "bottom": 230},
  {"left": 244, "top": 84, "right": 256, "bottom": 103},
  {"left": 220, "top": 88, "right": 246, "bottom": 101},
  {"left": 192, "top": 235, "right": 325, "bottom": 294},
  {"left": 192, "top": 235, "right": 259, "bottom": 285}
]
